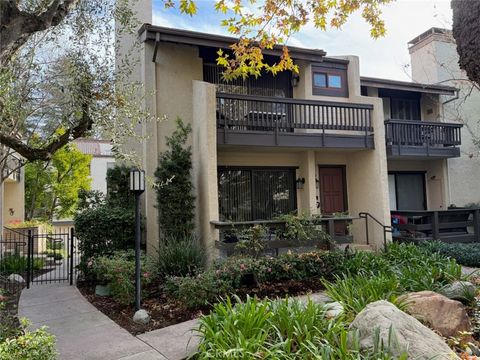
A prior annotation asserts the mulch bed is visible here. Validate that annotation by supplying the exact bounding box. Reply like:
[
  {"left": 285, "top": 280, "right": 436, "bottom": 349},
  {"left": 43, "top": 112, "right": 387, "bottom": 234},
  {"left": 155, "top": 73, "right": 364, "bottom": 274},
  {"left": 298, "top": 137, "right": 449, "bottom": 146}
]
[{"left": 78, "top": 277, "right": 325, "bottom": 335}]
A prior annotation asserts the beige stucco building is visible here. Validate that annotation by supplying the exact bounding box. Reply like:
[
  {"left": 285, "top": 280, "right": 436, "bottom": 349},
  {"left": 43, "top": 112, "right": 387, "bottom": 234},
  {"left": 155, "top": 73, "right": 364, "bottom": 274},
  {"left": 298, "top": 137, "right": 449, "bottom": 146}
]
[
  {"left": 408, "top": 28, "right": 480, "bottom": 208},
  {"left": 112, "top": 0, "right": 479, "bottom": 253},
  {"left": 119, "top": 21, "right": 472, "bottom": 255},
  {"left": 1, "top": 155, "right": 25, "bottom": 229}
]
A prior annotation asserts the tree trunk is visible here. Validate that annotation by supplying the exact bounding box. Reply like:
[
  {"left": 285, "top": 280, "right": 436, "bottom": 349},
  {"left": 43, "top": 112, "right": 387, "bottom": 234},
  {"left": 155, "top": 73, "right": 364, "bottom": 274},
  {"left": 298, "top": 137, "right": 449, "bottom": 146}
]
[{"left": 451, "top": 0, "right": 480, "bottom": 86}]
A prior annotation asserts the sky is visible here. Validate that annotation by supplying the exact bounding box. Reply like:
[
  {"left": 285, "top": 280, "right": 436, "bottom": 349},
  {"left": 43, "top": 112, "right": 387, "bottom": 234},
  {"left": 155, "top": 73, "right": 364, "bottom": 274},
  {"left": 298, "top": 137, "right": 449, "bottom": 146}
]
[{"left": 152, "top": 0, "right": 454, "bottom": 81}]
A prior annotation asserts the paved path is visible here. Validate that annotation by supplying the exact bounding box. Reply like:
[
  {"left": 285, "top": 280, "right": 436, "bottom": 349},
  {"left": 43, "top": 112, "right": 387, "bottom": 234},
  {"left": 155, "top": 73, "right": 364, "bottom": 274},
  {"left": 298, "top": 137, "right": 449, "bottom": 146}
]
[
  {"left": 19, "top": 284, "right": 332, "bottom": 360},
  {"left": 19, "top": 284, "right": 170, "bottom": 360}
]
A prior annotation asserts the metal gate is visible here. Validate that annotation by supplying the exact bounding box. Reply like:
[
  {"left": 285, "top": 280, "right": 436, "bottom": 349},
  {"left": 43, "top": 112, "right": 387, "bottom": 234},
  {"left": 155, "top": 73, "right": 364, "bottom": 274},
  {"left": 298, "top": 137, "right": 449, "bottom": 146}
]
[{"left": 1, "top": 226, "right": 80, "bottom": 291}]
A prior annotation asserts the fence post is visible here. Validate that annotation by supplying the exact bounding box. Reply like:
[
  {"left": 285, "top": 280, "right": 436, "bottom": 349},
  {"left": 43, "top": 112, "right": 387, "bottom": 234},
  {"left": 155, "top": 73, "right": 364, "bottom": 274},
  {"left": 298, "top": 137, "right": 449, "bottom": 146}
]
[
  {"left": 26, "top": 230, "right": 32, "bottom": 289},
  {"left": 432, "top": 212, "right": 440, "bottom": 240},
  {"left": 69, "top": 228, "right": 75, "bottom": 286},
  {"left": 473, "top": 209, "right": 480, "bottom": 243}
]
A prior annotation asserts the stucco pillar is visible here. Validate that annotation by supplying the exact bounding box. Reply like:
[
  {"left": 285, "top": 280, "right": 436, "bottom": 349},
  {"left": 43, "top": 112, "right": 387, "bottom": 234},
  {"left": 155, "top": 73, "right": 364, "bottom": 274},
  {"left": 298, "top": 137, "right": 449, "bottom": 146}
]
[
  {"left": 347, "top": 96, "right": 391, "bottom": 250},
  {"left": 192, "top": 81, "right": 219, "bottom": 263},
  {"left": 299, "top": 151, "right": 318, "bottom": 215}
]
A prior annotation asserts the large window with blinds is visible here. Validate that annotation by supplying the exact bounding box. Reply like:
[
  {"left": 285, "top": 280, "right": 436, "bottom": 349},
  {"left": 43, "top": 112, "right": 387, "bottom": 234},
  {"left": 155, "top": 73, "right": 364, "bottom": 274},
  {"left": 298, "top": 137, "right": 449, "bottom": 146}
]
[{"left": 218, "top": 167, "right": 297, "bottom": 221}]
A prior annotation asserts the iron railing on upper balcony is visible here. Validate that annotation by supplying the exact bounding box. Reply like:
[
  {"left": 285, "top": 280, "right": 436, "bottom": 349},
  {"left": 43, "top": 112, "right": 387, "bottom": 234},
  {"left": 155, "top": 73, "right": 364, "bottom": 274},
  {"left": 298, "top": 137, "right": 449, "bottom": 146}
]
[
  {"left": 216, "top": 93, "right": 374, "bottom": 134},
  {"left": 384, "top": 119, "right": 462, "bottom": 148}
]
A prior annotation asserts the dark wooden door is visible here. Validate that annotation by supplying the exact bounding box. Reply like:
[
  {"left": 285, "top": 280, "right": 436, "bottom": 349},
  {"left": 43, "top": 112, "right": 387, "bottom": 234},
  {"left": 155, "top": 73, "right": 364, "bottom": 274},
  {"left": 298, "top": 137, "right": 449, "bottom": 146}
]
[
  {"left": 319, "top": 167, "right": 346, "bottom": 214},
  {"left": 319, "top": 166, "right": 347, "bottom": 235}
]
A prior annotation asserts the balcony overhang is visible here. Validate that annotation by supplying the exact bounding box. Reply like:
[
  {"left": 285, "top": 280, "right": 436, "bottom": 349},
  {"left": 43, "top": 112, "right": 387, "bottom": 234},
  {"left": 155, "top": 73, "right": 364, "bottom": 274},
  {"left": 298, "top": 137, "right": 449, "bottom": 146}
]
[
  {"left": 218, "top": 130, "right": 374, "bottom": 149},
  {"left": 386, "top": 145, "right": 460, "bottom": 159},
  {"left": 361, "top": 76, "right": 457, "bottom": 95}
]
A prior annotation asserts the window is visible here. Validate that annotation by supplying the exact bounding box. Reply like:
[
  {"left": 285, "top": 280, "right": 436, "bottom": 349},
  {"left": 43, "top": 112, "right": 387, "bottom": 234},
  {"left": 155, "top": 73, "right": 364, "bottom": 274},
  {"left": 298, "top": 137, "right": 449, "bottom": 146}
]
[
  {"left": 218, "top": 167, "right": 297, "bottom": 221},
  {"left": 391, "top": 98, "right": 420, "bottom": 120},
  {"left": 311, "top": 63, "right": 349, "bottom": 97},
  {"left": 389, "top": 172, "right": 426, "bottom": 211}
]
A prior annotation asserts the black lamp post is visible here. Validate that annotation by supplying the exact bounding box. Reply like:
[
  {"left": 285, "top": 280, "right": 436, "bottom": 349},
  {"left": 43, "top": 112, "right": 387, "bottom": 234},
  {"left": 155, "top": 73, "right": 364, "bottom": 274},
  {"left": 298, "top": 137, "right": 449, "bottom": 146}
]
[{"left": 130, "top": 168, "right": 145, "bottom": 311}]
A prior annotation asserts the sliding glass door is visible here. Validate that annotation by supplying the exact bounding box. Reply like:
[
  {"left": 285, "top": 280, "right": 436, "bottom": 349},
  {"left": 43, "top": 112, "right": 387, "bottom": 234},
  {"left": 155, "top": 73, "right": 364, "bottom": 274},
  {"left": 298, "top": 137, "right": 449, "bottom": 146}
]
[
  {"left": 389, "top": 172, "right": 426, "bottom": 211},
  {"left": 218, "top": 167, "right": 297, "bottom": 221}
]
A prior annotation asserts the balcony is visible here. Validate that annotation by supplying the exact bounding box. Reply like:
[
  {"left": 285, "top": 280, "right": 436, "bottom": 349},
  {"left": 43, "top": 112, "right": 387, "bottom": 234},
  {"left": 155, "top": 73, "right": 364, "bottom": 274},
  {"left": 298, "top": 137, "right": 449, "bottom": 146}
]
[
  {"left": 216, "top": 93, "right": 374, "bottom": 149},
  {"left": 385, "top": 119, "right": 462, "bottom": 159}
]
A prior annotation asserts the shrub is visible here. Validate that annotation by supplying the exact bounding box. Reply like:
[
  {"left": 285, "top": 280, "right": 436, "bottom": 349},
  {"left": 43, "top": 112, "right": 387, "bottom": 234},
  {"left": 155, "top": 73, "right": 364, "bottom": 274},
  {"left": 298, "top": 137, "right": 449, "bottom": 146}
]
[
  {"left": 75, "top": 205, "right": 135, "bottom": 271},
  {"left": 420, "top": 240, "right": 480, "bottom": 267},
  {"left": 0, "top": 254, "right": 44, "bottom": 275},
  {"left": 155, "top": 118, "right": 195, "bottom": 240},
  {"left": 0, "top": 320, "right": 57, "bottom": 360},
  {"left": 276, "top": 213, "right": 330, "bottom": 243},
  {"left": 165, "top": 272, "right": 233, "bottom": 309},
  {"left": 105, "top": 165, "right": 135, "bottom": 209},
  {"left": 195, "top": 296, "right": 407, "bottom": 359},
  {"left": 157, "top": 235, "right": 206, "bottom": 277},
  {"left": 91, "top": 251, "right": 157, "bottom": 305},
  {"left": 166, "top": 251, "right": 344, "bottom": 308}
]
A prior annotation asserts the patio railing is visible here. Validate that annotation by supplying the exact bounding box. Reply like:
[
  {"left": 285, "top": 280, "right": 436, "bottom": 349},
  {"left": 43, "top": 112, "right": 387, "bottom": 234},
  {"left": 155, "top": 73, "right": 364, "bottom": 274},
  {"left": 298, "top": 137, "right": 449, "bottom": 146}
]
[
  {"left": 211, "top": 217, "right": 355, "bottom": 257},
  {"left": 391, "top": 208, "right": 480, "bottom": 243}
]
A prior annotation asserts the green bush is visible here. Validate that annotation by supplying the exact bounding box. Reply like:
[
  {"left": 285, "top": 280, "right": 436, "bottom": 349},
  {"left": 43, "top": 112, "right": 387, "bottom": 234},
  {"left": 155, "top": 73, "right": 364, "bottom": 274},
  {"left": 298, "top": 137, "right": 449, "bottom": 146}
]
[
  {"left": 0, "top": 320, "right": 57, "bottom": 360},
  {"left": 166, "top": 251, "right": 344, "bottom": 308},
  {"left": 165, "top": 271, "right": 233, "bottom": 309},
  {"left": 75, "top": 205, "right": 135, "bottom": 270},
  {"left": 420, "top": 240, "right": 480, "bottom": 267},
  {"left": 157, "top": 235, "right": 206, "bottom": 277},
  {"left": 91, "top": 251, "right": 157, "bottom": 305},
  {"left": 196, "top": 296, "right": 407, "bottom": 359},
  {"left": 0, "top": 253, "right": 44, "bottom": 275},
  {"left": 105, "top": 165, "right": 136, "bottom": 209},
  {"left": 155, "top": 118, "right": 195, "bottom": 240},
  {"left": 323, "top": 243, "right": 462, "bottom": 318}
]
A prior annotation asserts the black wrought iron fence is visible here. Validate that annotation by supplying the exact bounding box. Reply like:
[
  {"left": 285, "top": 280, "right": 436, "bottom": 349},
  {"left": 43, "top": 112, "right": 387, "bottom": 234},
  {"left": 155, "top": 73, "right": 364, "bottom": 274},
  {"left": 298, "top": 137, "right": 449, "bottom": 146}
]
[{"left": 0, "top": 226, "right": 80, "bottom": 292}]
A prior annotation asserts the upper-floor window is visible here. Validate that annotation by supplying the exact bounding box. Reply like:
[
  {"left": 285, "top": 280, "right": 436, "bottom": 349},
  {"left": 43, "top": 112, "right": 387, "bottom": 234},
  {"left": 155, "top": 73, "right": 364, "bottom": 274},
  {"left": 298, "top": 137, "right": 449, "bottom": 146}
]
[
  {"left": 378, "top": 89, "right": 421, "bottom": 121},
  {"left": 311, "top": 63, "right": 348, "bottom": 97}
]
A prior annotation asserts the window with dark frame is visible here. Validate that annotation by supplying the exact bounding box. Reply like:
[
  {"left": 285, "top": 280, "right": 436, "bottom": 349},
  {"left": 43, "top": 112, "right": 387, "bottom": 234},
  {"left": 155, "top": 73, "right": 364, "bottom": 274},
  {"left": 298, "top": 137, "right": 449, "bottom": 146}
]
[
  {"left": 311, "top": 64, "right": 349, "bottom": 97},
  {"left": 217, "top": 167, "right": 297, "bottom": 222},
  {"left": 388, "top": 172, "right": 426, "bottom": 211}
]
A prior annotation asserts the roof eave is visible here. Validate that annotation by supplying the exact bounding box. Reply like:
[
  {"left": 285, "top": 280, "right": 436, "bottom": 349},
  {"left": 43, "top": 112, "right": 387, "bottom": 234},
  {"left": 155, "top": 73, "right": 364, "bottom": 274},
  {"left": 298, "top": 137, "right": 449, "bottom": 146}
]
[
  {"left": 360, "top": 76, "right": 457, "bottom": 95},
  {"left": 138, "top": 24, "right": 327, "bottom": 62}
]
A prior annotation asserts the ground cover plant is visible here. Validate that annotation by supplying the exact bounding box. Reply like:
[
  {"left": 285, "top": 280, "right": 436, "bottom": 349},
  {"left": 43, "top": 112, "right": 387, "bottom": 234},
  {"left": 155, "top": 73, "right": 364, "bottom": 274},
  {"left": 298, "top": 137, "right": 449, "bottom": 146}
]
[
  {"left": 195, "top": 296, "right": 407, "bottom": 360},
  {"left": 420, "top": 240, "right": 480, "bottom": 267}
]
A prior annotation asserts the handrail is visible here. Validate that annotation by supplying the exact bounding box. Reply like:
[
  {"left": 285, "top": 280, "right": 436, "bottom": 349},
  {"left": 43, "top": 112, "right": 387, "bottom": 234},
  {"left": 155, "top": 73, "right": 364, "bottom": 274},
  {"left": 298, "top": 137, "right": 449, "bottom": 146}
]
[
  {"left": 216, "top": 92, "right": 374, "bottom": 110},
  {"left": 385, "top": 119, "right": 463, "bottom": 128},
  {"left": 359, "top": 212, "right": 392, "bottom": 250}
]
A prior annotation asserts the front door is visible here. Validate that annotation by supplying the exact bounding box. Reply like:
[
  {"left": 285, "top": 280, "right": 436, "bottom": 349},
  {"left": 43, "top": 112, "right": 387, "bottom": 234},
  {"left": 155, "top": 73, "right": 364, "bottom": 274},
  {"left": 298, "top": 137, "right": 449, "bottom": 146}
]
[
  {"left": 318, "top": 166, "right": 346, "bottom": 215},
  {"left": 319, "top": 166, "right": 347, "bottom": 235}
]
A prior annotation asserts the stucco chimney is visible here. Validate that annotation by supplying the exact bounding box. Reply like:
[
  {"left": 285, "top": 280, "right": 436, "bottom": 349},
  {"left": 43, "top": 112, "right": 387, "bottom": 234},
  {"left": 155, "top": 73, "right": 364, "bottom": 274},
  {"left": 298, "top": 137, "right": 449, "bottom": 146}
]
[{"left": 408, "top": 27, "right": 458, "bottom": 84}]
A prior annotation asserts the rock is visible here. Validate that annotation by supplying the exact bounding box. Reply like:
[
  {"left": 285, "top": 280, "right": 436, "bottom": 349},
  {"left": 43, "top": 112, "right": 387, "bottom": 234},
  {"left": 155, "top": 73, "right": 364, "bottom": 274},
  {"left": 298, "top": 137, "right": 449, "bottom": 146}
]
[
  {"left": 8, "top": 274, "right": 25, "bottom": 284},
  {"left": 399, "top": 291, "right": 471, "bottom": 338},
  {"left": 324, "top": 301, "right": 344, "bottom": 319},
  {"left": 349, "top": 300, "right": 459, "bottom": 360},
  {"left": 442, "top": 281, "right": 477, "bottom": 302},
  {"left": 95, "top": 284, "right": 111, "bottom": 297},
  {"left": 133, "top": 309, "right": 150, "bottom": 325}
]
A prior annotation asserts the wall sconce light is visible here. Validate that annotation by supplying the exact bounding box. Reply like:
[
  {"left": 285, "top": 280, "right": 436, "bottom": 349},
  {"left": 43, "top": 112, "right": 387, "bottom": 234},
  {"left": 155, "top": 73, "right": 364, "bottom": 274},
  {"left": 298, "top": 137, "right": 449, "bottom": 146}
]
[
  {"left": 315, "top": 178, "right": 319, "bottom": 189},
  {"left": 291, "top": 73, "right": 300, "bottom": 87},
  {"left": 296, "top": 177, "right": 305, "bottom": 189},
  {"left": 9, "top": 208, "right": 14, "bottom": 216}
]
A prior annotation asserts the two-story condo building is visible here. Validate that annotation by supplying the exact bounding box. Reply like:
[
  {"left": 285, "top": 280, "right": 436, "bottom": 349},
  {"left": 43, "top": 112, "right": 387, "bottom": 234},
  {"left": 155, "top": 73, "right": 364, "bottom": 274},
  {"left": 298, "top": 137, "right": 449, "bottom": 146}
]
[{"left": 131, "top": 23, "right": 464, "bottom": 256}]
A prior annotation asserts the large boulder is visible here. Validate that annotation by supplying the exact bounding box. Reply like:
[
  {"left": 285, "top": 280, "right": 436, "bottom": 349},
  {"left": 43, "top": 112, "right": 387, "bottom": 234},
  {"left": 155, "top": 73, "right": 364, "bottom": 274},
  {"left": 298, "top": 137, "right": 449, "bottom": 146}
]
[
  {"left": 8, "top": 274, "right": 25, "bottom": 284},
  {"left": 399, "top": 291, "right": 471, "bottom": 338},
  {"left": 350, "top": 300, "right": 459, "bottom": 360},
  {"left": 442, "top": 281, "right": 477, "bottom": 302}
]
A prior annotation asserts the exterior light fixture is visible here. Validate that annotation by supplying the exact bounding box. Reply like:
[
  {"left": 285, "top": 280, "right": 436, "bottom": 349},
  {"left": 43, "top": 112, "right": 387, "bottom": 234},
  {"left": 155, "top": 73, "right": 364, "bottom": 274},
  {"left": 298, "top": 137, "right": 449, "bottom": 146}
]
[
  {"left": 296, "top": 177, "right": 305, "bottom": 190},
  {"left": 129, "top": 168, "right": 145, "bottom": 311},
  {"left": 291, "top": 73, "right": 300, "bottom": 87}
]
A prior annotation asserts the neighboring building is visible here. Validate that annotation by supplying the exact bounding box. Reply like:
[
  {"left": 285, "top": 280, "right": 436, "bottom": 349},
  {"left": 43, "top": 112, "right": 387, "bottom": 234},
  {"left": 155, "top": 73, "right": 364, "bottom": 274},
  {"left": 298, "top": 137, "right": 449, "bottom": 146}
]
[
  {"left": 1, "top": 154, "right": 25, "bottom": 228},
  {"left": 408, "top": 28, "right": 480, "bottom": 208},
  {"left": 127, "top": 24, "right": 464, "bottom": 254},
  {"left": 74, "top": 139, "right": 115, "bottom": 194}
]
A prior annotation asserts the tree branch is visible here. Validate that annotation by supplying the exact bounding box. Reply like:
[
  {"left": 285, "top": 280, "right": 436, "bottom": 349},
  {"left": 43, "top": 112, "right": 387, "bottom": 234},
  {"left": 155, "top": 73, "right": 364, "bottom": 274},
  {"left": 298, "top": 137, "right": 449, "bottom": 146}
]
[{"left": 0, "top": 0, "right": 79, "bottom": 64}]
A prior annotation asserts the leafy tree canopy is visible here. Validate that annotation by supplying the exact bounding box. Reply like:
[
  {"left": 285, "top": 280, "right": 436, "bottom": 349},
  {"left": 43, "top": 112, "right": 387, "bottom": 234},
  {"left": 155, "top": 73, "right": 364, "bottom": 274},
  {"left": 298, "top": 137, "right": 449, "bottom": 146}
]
[{"left": 25, "top": 139, "right": 91, "bottom": 221}]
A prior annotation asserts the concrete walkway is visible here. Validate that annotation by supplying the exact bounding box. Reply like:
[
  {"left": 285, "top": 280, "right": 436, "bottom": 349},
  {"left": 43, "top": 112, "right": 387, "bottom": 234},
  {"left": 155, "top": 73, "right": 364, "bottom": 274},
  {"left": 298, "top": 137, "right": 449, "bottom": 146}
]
[{"left": 19, "top": 284, "right": 172, "bottom": 360}]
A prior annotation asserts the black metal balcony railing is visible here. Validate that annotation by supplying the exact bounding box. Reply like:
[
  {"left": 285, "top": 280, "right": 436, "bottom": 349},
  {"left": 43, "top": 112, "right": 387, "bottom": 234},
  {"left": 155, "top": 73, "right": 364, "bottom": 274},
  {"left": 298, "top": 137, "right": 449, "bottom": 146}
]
[
  {"left": 216, "top": 93, "right": 374, "bottom": 148},
  {"left": 385, "top": 119, "right": 462, "bottom": 158}
]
